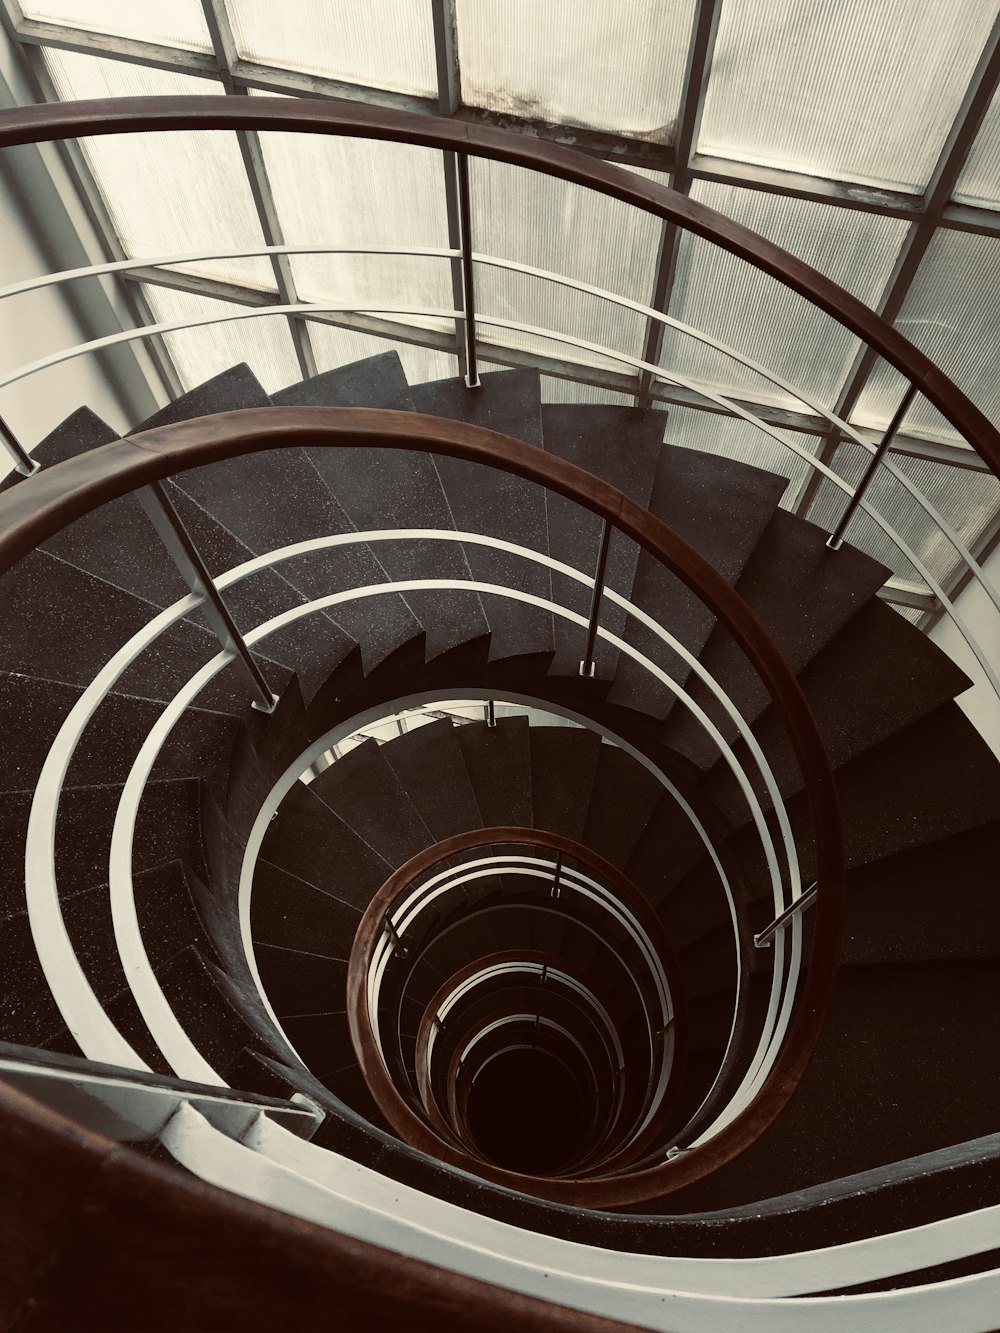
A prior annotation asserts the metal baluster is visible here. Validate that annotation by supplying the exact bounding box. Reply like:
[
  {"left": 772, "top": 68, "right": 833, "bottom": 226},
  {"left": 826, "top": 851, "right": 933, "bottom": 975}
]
[
  {"left": 549, "top": 852, "right": 564, "bottom": 899},
  {"left": 580, "top": 519, "right": 612, "bottom": 677},
  {"left": 139, "top": 481, "right": 276, "bottom": 712},
  {"left": 456, "top": 152, "right": 481, "bottom": 389},
  {"left": 753, "top": 881, "right": 820, "bottom": 948},
  {"left": 826, "top": 383, "right": 919, "bottom": 551},
  {"left": 0, "top": 412, "right": 41, "bottom": 476},
  {"left": 485, "top": 698, "right": 497, "bottom": 728}
]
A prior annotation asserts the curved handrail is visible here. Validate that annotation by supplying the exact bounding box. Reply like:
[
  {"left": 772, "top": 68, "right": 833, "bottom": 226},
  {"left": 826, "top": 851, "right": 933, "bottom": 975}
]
[
  {"left": 0, "top": 405, "right": 844, "bottom": 1204},
  {"left": 0, "top": 95, "right": 994, "bottom": 468}
]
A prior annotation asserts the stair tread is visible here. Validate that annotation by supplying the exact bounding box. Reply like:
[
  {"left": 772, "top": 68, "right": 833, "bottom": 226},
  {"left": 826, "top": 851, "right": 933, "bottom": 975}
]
[
  {"left": 456, "top": 716, "right": 533, "bottom": 830},
  {"left": 252, "top": 858, "right": 363, "bottom": 957},
  {"left": 309, "top": 738, "right": 435, "bottom": 866},
  {"left": 582, "top": 743, "right": 664, "bottom": 869},
  {"left": 380, "top": 718, "right": 484, "bottom": 841},
  {"left": 528, "top": 726, "right": 602, "bottom": 843}
]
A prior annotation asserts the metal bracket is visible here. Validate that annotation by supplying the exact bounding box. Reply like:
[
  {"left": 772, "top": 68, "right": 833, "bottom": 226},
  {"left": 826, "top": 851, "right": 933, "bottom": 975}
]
[{"left": 754, "top": 882, "right": 820, "bottom": 948}]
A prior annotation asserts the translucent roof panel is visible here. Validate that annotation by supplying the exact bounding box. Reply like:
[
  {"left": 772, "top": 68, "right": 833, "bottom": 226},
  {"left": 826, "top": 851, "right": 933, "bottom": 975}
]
[
  {"left": 806, "top": 443, "right": 1000, "bottom": 588},
  {"left": 469, "top": 158, "right": 661, "bottom": 374},
  {"left": 954, "top": 90, "right": 1000, "bottom": 209},
  {"left": 227, "top": 0, "right": 437, "bottom": 96},
  {"left": 853, "top": 229, "right": 1000, "bottom": 446},
  {"left": 698, "top": 0, "right": 998, "bottom": 190},
  {"left": 140, "top": 284, "right": 301, "bottom": 394},
  {"left": 258, "top": 132, "right": 453, "bottom": 337},
  {"left": 41, "top": 50, "right": 274, "bottom": 292},
  {"left": 658, "top": 179, "right": 908, "bottom": 413},
  {"left": 663, "top": 405, "right": 818, "bottom": 512},
  {"left": 18, "top": 0, "right": 212, "bottom": 50},
  {"left": 307, "top": 323, "right": 456, "bottom": 386},
  {"left": 456, "top": 0, "right": 697, "bottom": 140}
]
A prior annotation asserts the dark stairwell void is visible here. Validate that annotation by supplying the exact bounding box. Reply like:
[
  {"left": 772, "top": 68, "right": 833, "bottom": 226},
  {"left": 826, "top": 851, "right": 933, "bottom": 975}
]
[{"left": 467, "top": 1048, "right": 590, "bottom": 1176}]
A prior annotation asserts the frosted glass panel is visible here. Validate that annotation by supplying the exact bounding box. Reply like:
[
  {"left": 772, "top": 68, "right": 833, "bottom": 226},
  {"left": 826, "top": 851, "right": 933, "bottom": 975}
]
[
  {"left": 228, "top": 0, "right": 437, "bottom": 95},
  {"left": 308, "top": 323, "right": 457, "bottom": 386},
  {"left": 954, "top": 91, "right": 1000, "bottom": 209},
  {"left": 853, "top": 229, "right": 1000, "bottom": 445},
  {"left": 659, "top": 180, "right": 907, "bottom": 411},
  {"left": 807, "top": 443, "right": 999, "bottom": 586},
  {"left": 19, "top": 0, "right": 212, "bottom": 50},
  {"left": 664, "top": 406, "right": 817, "bottom": 511},
  {"left": 141, "top": 284, "right": 301, "bottom": 393},
  {"left": 457, "top": 0, "right": 696, "bottom": 139},
  {"left": 42, "top": 50, "right": 274, "bottom": 291},
  {"left": 470, "top": 158, "right": 660, "bottom": 372},
  {"left": 699, "top": 0, "right": 998, "bottom": 190},
  {"left": 259, "top": 133, "right": 452, "bottom": 335}
]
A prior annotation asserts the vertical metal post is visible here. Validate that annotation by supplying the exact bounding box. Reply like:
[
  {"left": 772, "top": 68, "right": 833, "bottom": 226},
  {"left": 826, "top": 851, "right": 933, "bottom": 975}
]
[
  {"left": 826, "top": 382, "right": 919, "bottom": 550},
  {"left": 384, "top": 917, "right": 407, "bottom": 958},
  {"left": 485, "top": 698, "right": 496, "bottom": 728},
  {"left": 579, "top": 519, "right": 613, "bottom": 677},
  {"left": 549, "top": 852, "right": 564, "bottom": 899},
  {"left": 138, "top": 481, "right": 276, "bottom": 712},
  {"left": 0, "top": 413, "right": 40, "bottom": 476},
  {"left": 456, "top": 152, "right": 481, "bottom": 389}
]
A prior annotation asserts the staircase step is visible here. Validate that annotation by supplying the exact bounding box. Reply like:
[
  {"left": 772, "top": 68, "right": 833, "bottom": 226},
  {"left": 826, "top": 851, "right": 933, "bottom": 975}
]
[
  {"left": 252, "top": 858, "right": 362, "bottom": 957},
  {"left": 255, "top": 942, "right": 348, "bottom": 1025},
  {"left": 608, "top": 447, "right": 788, "bottom": 721},
  {"left": 528, "top": 726, "right": 602, "bottom": 842},
  {"left": 664, "top": 508, "right": 891, "bottom": 766},
  {"left": 456, "top": 716, "right": 533, "bottom": 829},
  {"left": 582, "top": 742, "right": 664, "bottom": 869},
  {"left": 278, "top": 1011, "right": 356, "bottom": 1080},
  {"left": 260, "top": 780, "right": 393, "bottom": 912},
  {"left": 541, "top": 404, "right": 664, "bottom": 678},
  {"left": 380, "top": 718, "right": 484, "bottom": 840},
  {"left": 308, "top": 738, "right": 435, "bottom": 867},
  {"left": 133, "top": 362, "right": 270, "bottom": 431},
  {"left": 415, "top": 369, "right": 553, "bottom": 660}
]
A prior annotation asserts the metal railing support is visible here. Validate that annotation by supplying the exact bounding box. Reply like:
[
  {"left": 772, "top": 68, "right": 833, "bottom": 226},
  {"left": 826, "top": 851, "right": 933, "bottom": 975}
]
[
  {"left": 826, "top": 383, "right": 919, "bottom": 550},
  {"left": 580, "top": 519, "right": 613, "bottom": 677},
  {"left": 754, "top": 882, "right": 819, "bottom": 948},
  {"left": 384, "top": 917, "right": 407, "bottom": 958},
  {"left": 456, "top": 152, "right": 481, "bottom": 388},
  {"left": 0, "top": 412, "right": 40, "bottom": 475},
  {"left": 485, "top": 698, "right": 496, "bottom": 728},
  {"left": 138, "top": 481, "right": 276, "bottom": 712},
  {"left": 549, "top": 851, "right": 564, "bottom": 899}
]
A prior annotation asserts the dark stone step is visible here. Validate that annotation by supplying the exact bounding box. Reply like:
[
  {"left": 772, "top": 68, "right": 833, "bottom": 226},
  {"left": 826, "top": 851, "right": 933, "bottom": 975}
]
[
  {"left": 133, "top": 362, "right": 270, "bottom": 431},
  {"left": 541, "top": 404, "right": 665, "bottom": 678},
  {"left": 379, "top": 718, "right": 484, "bottom": 840},
  {"left": 582, "top": 742, "right": 664, "bottom": 869},
  {"left": 702, "top": 596, "right": 971, "bottom": 819},
  {"left": 277, "top": 1011, "right": 356, "bottom": 1081},
  {"left": 624, "top": 794, "right": 718, "bottom": 908},
  {"left": 528, "top": 726, "right": 602, "bottom": 842},
  {"left": 251, "top": 858, "right": 362, "bottom": 958},
  {"left": 255, "top": 942, "right": 348, "bottom": 1025},
  {"left": 259, "top": 779, "right": 392, "bottom": 912},
  {"left": 663, "top": 508, "right": 891, "bottom": 767},
  {"left": 271, "top": 351, "right": 410, "bottom": 411},
  {"left": 456, "top": 716, "right": 533, "bottom": 829},
  {"left": 308, "top": 738, "right": 435, "bottom": 866},
  {"left": 607, "top": 447, "right": 788, "bottom": 721},
  {"left": 413, "top": 370, "right": 553, "bottom": 660}
]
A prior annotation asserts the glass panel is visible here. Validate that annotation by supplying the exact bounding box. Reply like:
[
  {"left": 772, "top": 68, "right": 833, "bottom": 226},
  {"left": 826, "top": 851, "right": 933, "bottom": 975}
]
[
  {"left": 663, "top": 405, "right": 818, "bottom": 512},
  {"left": 699, "top": 0, "right": 998, "bottom": 191},
  {"left": 141, "top": 284, "right": 301, "bottom": 393},
  {"left": 42, "top": 50, "right": 274, "bottom": 291},
  {"left": 456, "top": 0, "right": 696, "bottom": 139},
  {"left": 307, "top": 323, "right": 457, "bottom": 386},
  {"left": 659, "top": 180, "right": 907, "bottom": 412},
  {"left": 955, "top": 91, "right": 1000, "bottom": 208},
  {"left": 227, "top": 0, "right": 437, "bottom": 95},
  {"left": 259, "top": 132, "right": 452, "bottom": 335},
  {"left": 806, "top": 442, "right": 999, "bottom": 586},
  {"left": 470, "top": 159, "right": 660, "bottom": 372},
  {"left": 853, "top": 229, "right": 1000, "bottom": 445},
  {"left": 19, "top": 0, "right": 212, "bottom": 50}
]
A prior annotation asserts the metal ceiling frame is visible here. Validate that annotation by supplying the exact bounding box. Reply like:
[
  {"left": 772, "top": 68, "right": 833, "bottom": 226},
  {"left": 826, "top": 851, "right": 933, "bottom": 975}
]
[{"left": 1, "top": 0, "right": 998, "bottom": 613}]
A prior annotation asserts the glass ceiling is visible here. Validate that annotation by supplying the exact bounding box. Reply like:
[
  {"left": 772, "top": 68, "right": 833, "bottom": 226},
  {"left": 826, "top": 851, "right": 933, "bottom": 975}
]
[{"left": 4, "top": 0, "right": 1000, "bottom": 619}]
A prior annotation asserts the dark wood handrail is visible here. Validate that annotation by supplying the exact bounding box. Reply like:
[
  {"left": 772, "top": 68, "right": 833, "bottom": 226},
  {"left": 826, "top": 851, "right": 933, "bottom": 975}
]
[
  {"left": 0, "top": 403, "right": 845, "bottom": 1204},
  {"left": 356, "top": 831, "right": 683, "bottom": 1174},
  {"left": 0, "top": 95, "right": 997, "bottom": 476}
]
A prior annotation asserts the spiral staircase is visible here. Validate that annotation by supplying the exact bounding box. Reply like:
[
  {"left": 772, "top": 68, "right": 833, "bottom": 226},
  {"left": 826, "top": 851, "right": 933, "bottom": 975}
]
[{"left": 1, "top": 95, "right": 1000, "bottom": 1332}]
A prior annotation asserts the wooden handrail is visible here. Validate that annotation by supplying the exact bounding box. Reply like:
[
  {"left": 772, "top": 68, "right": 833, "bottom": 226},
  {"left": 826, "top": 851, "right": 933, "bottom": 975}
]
[
  {"left": 0, "top": 95, "right": 996, "bottom": 476},
  {"left": 0, "top": 403, "right": 845, "bottom": 1204}
]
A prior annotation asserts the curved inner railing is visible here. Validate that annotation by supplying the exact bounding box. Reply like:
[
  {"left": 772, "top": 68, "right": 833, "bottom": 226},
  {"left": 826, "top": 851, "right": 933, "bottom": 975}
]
[{"left": 0, "top": 403, "right": 844, "bottom": 1207}]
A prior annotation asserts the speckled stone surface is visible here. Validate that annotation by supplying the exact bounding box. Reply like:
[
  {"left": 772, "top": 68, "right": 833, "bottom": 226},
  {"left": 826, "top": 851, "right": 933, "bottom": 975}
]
[
  {"left": 255, "top": 942, "right": 348, "bottom": 1020},
  {"left": 252, "top": 858, "right": 362, "bottom": 957},
  {"left": 260, "top": 780, "right": 392, "bottom": 911},
  {"left": 413, "top": 370, "right": 553, "bottom": 660},
  {"left": 607, "top": 445, "right": 787, "bottom": 721},
  {"left": 0, "top": 406, "right": 118, "bottom": 497},
  {"left": 379, "top": 718, "right": 484, "bottom": 840},
  {"left": 456, "top": 716, "right": 533, "bottom": 829},
  {"left": 702, "top": 595, "right": 972, "bottom": 818},
  {"left": 664, "top": 507, "right": 891, "bottom": 766},
  {"left": 582, "top": 742, "right": 663, "bottom": 869},
  {"left": 528, "top": 726, "right": 602, "bottom": 842},
  {"left": 132, "top": 362, "right": 270, "bottom": 432},
  {"left": 542, "top": 404, "right": 665, "bottom": 678},
  {"left": 309, "top": 738, "right": 435, "bottom": 866}
]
